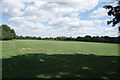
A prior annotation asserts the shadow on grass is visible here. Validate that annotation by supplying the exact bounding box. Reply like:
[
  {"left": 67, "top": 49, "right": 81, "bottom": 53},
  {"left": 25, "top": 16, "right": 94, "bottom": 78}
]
[{"left": 2, "top": 53, "right": 119, "bottom": 79}]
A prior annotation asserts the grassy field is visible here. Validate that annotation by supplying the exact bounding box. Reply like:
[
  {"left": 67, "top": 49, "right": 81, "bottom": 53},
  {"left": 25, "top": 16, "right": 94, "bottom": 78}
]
[
  {"left": 2, "top": 40, "right": 119, "bottom": 58},
  {"left": 1, "top": 40, "right": 119, "bottom": 79}
]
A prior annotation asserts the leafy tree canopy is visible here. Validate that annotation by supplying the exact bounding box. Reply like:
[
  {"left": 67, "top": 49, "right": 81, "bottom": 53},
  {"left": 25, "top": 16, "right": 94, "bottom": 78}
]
[
  {"left": 0, "top": 24, "right": 16, "bottom": 40},
  {"left": 103, "top": 1, "right": 120, "bottom": 26}
]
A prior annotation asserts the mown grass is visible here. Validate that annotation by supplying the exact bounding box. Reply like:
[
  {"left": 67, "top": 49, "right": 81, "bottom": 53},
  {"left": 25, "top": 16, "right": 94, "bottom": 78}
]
[
  {"left": 2, "top": 40, "right": 119, "bottom": 58},
  {"left": 1, "top": 40, "right": 119, "bottom": 79},
  {"left": 2, "top": 54, "right": 119, "bottom": 79}
]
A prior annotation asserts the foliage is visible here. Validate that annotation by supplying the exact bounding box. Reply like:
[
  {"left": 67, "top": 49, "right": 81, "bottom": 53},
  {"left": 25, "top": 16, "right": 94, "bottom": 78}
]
[
  {"left": 103, "top": 1, "right": 120, "bottom": 26},
  {"left": 16, "top": 35, "right": 119, "bottom": 43},
  {"left": 0, "top": 24, "right": 16, "bottom": 40}
]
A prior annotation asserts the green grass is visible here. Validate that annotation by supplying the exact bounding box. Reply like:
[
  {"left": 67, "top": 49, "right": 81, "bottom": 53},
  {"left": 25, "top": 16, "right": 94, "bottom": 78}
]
[
  {"left": 1, "top": 40, "right": 119, "bottom": 79},
  {"left": 2, "top": 54, "right": 119, "bottom": 79},
  {"left": 2, "top": 40, "right": 119, "bottom": 58}
]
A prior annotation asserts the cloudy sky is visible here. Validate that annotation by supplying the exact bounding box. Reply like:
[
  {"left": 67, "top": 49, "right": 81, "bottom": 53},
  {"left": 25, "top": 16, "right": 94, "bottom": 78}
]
[{"left": 0, "top": 0, "right": 119, "bottom": 37}]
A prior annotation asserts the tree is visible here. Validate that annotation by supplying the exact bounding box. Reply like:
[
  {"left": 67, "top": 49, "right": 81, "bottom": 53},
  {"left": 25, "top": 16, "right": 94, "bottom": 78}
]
[
  {"left": 103, "top": 1, "right": 120, "bottom": 33},
  {"left": 0, "top": 24, "right": 16, "bottom": 40},
  {"left": 37, "top": 37, "right": 41, "bottom": 40}
]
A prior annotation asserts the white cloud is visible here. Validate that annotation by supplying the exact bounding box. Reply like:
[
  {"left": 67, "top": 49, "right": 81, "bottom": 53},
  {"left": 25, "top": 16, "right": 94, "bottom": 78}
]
[
  {"left": 34, "top": 0, "right": 47, "bottom": 7},
  {"left": 9, "top": 15, "right": 118, "bottom": 37},
  {"left": 110, "top": 0, "right": 120, "bottom": 6},
  {"left": 23, "top": 0, "right": 99, "bottom": 17},
  {"left": 2, "top": 0, "right": 118, "bottom": 37},
  {"left": 49, "top": 17, "right": 80, "bottom": 26},
  {"left": 49, "top": 17, "right": 107, "bottom": 28},
  {"left": 1, "top": 0, "right": 24, "bottom": 16},
  {"left": 1, "top": 0, "right": 99, "bottom": 17},
  {"left": 1, "top": 0, "right": 25, "bottom": 16},
  {"left": 9, "top": 19, "right": 52, "bottom": 37},
  {"left": 69, "top": 13, "right": 80, "bottom": 17},
  {"left": 90, "top": 7, "right": 108, "bottom": 18}
]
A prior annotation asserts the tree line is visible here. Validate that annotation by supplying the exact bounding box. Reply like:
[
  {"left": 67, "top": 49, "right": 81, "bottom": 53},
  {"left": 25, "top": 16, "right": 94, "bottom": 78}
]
[
  {"left": 16, "top": 35, "right": 119, "bottom": 43},
  {"left": 0, "top": 24, "right": 119, "bottom": 43}
]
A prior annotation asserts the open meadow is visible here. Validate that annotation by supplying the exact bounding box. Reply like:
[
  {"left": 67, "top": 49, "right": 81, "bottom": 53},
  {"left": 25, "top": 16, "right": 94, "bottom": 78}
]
[
  {"left": 2, "top": 40, "right": 119, "bottom": 58},
  {"left": 1, "top": 40, "right": 119, "bottom": 79}
]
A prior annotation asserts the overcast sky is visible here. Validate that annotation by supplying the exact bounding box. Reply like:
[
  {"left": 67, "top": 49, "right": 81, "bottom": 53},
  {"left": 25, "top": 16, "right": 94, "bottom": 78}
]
[{"left": 0, "top": 0, "right": 119, "bottom": 37}]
